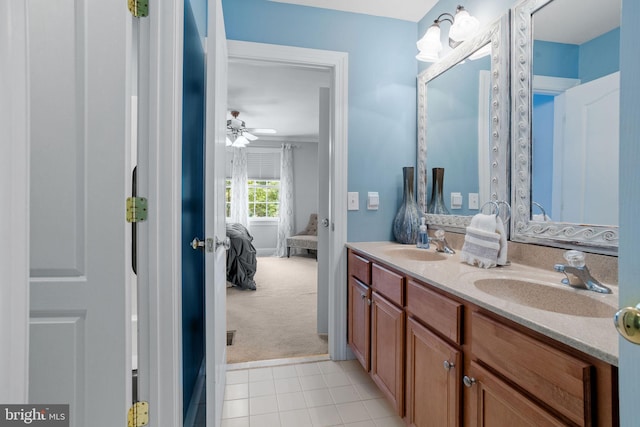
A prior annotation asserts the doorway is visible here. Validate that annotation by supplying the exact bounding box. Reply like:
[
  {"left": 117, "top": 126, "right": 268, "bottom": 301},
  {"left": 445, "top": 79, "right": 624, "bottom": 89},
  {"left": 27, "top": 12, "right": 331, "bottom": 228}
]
[{"left": 224, "top": 40, "right": 350, "bottom": 366}]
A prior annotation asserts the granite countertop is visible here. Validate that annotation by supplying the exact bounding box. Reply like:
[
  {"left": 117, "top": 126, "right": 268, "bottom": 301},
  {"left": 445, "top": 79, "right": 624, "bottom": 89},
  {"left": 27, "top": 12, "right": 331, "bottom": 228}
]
[{"left": 346, "top": 241, "right": 619, "bottom": 366}]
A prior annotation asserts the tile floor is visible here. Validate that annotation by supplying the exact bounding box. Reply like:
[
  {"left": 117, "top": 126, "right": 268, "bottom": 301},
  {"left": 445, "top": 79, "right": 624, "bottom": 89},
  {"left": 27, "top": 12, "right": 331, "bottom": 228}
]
[{"left": 220, "top": 359, "right": 406, "bottom": 427}]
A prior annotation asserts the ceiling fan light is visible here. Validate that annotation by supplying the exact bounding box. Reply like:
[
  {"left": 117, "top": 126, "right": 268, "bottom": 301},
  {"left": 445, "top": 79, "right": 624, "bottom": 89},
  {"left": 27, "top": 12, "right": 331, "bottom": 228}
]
[
  {"left": 228, "top": 118, "right": 243, "bottom": 129},
  {"left": 449, "top": 6, "right": 480, "bottom": 42}
]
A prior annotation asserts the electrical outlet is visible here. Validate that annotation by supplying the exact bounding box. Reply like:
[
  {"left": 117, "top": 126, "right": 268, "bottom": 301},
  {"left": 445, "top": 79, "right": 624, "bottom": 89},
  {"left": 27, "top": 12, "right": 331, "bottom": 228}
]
[
  {"left": 348, "top": 192, "right": 359, "bottom": 210},
  {"left": 469, "top": 193, "right": 479, "bottom": 209}
]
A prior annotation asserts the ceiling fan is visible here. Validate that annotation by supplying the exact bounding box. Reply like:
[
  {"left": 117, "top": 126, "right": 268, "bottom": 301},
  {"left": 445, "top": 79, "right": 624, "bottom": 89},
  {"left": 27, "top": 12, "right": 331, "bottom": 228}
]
[{"left": 226, "top": 110, "right": 276, "bottom": 147}]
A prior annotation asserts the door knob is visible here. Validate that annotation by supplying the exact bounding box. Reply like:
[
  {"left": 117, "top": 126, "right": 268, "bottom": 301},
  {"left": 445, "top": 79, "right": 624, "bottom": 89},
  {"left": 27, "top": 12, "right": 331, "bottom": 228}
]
[
  {"left": 216, "top": 236, "right": 231, "bottom": 251},
  {"left": 321, "top": 218, "right": 330, "bottom": 227},
  {"left": 191, "top": 237, "right": 205, "bottom": 250},
  {"left": 614, "top": 304, "right": 640, "bottom": 344}
]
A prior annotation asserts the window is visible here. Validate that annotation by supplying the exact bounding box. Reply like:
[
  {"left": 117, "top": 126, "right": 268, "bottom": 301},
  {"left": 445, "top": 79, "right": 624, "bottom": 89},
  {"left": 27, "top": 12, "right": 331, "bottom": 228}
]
[
  {"left": 225, "top": 179, "right": 280, "bottom": 219},
  {"left": 226, "top": 149, "right": 281, "bottom": 219},
  {"left": 248, "top": 180, "right": 280, "bottom": 218}
]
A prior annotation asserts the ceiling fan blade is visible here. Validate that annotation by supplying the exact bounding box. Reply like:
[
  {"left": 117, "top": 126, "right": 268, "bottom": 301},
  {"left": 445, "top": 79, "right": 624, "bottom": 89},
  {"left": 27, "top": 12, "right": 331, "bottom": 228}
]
[
  {"left": 247, "top": 128, "right": 277, "bottom": 134},
  {"left": 244, "top": 132, "right": 259, "bottom": 141}
]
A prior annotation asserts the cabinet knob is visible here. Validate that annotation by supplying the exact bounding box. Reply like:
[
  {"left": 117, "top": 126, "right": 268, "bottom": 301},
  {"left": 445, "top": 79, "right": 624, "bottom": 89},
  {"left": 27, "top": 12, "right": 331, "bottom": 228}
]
[
  {"left": 463, "top": 376, "right": 476, "bottom": 388},
  {"left": 361, "top": 293, "right": 366, "bottom": 300},
  {"left": 443, "top": 360, "right": 454, "bottom": 370}
]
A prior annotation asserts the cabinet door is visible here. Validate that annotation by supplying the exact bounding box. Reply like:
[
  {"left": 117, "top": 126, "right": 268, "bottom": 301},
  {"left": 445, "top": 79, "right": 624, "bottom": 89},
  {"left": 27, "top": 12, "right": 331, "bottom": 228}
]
[
  {"left": 371, "top": 292, "right": 404, "bottom": 416},
  {"left": 466, "top": 361, "right": 565, "bottom": 427},
  {"left": 348, "top": 276, "right": 371, "bottom": 370},
  {"left": 406, "top": 317, "right": 461, "bottom": 427}
]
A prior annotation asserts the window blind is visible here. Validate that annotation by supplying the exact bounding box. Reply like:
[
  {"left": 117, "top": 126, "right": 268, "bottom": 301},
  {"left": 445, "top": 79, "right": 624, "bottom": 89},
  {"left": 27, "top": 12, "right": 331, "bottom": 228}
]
[{"left": 226, "top": 149, "right": 281, "bottom": 180}]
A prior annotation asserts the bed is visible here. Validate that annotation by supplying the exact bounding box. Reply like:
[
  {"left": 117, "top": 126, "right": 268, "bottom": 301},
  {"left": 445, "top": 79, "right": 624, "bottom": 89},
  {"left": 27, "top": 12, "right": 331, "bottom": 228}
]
[{"left": 226, "top": 223, "right": 257, "bottom": 290}]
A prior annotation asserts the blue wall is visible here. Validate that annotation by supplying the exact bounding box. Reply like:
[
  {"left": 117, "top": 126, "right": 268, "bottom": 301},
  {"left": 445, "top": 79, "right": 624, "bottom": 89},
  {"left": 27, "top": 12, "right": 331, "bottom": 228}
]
[
  {"left": 222, "top": 0, "right": 418, "bottom": 241},
  {"left": 182, "top": 0, "right": 206, "bottom": 417},
  {"left": 580, "top": 27, "right": 620, "bottom": 83},
  {"left": 426, "top": 55, "right": 490, "bottom": 215},
  {"left": 534, "top": 28, "right": 620, "bottom": 81},
  {"left": 533, "top": 41, "right": 579, "bottom": 78},
  {"left": 532, "top": 94, "right": 555, "bottom": 217}
]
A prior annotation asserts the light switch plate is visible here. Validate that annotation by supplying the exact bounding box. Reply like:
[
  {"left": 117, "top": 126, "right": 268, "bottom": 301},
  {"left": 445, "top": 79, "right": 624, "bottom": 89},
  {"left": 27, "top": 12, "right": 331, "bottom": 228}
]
[
  {"left": 451, "top": 192, "right": 463, "bottom": 210},
  {"left": 348, "top": 192, "right": 359, "bottom": 211},
  {"left": 367, "top": 192, "right": 379, "bottom": 210}
]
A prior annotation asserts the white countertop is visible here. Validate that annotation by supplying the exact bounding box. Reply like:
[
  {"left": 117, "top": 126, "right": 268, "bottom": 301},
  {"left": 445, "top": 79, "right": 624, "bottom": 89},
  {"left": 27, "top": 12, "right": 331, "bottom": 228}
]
[{"left": 346, "top": 241, "right": 619, "bottom": 366}]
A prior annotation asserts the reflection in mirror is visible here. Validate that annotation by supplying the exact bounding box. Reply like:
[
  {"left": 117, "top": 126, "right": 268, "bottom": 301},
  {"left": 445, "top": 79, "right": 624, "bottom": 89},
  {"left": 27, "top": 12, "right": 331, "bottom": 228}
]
[
  {"left": 426, "top": 46, "right": 491, "bottom": 217},
  {"left": 531, "top": 0, "right": 620, "bottom": 226},
  {"left": 417, "top": 14, "right": 510, "bottom": 233},
  {"left": 511, "top": 0, "right": 620, "bottom": 254}
]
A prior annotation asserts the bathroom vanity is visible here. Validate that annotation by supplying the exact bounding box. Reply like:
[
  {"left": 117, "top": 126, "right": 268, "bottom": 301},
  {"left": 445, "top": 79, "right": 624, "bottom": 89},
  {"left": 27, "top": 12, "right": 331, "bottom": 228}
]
[{"left": 346, "top": 242, "right": 618, "bottom": 426}]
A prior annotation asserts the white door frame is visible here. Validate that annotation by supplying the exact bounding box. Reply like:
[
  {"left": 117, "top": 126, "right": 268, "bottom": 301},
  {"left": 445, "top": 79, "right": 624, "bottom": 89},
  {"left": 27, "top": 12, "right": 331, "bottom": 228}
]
[
  {"left": 0, "top": 0, "right": 30, "bottom": 403},
  {"left": 227, "top": 40, "right": 350, "bottom": 360},
  {"left": 135, "top": 0, "right": 184, "bottom": 425}
]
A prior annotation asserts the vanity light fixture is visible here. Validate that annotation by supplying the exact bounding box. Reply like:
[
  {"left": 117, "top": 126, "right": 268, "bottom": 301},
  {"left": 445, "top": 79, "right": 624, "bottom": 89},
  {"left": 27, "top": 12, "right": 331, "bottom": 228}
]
[{"left": 416, "top": 5, "right": 480, "bottom": 62}]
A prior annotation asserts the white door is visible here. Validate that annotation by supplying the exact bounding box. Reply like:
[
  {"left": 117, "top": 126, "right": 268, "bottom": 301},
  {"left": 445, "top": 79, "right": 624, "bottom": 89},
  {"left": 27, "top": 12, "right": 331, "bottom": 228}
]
[
  {"left": 554, "top": 72, "right": 619, "bottom": 225},
  {"left": 27, "top": 0, "right": 132, "bottom": 425},
  {"left": 205, "top": 1, "right": 229, "bottom": 425},
  {"left": 317, "top": 87, "right": 331, "bottom": 334}
]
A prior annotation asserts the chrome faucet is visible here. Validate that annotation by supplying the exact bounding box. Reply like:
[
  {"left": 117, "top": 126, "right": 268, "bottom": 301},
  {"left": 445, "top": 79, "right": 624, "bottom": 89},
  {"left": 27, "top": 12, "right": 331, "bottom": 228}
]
[
  {"left": 432, "top": 229, "right": 455, "bottom": 254},
  {"left": 553, "top": 250, "right": 612, "bottom": 294}
]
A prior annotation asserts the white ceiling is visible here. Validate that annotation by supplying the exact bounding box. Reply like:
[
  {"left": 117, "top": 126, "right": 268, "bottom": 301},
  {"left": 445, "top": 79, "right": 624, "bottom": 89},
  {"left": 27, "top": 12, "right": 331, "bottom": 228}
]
[
  {"left": 228, "top": 0, "right": 621, "bottom": 142},
  {"left": 269, "top": 0, "right": 438, "bottom": 23},
  {"left": 534, "top": 0, "right": 620, "bottom": 44},
  {"left": 227, "top": 60, "right": 330, "bottom": 142}
]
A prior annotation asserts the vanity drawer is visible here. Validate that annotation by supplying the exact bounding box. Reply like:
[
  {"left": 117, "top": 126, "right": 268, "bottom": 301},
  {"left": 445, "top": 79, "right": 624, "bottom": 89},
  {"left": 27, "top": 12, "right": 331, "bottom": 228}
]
[
  {"left": 405, "top": 280, "right": 462, "bottom": 345},
  {"left": 371, "top": 263, "right": 404, "bottom": 306},
  {"left": 348, "top": 250, "right": 371, "bottom": 285},
  {"left": 472, "top": 311, "right": 593, "bottom": 426}
]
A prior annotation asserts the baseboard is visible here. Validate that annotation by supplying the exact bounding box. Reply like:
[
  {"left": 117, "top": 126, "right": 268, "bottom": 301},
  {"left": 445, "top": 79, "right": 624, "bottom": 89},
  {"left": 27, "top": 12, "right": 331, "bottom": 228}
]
[
  {"left": 256, "top": 248, "right": 276, "bottom": 257},
  {"left": 183, "top": 358, "right": 206, "bottom": 427}
]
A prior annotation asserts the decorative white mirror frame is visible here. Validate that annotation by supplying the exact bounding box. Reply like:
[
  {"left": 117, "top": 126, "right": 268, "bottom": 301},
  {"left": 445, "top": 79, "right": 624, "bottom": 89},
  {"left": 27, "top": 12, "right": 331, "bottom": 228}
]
[
  {"left": 417, "top": 13, "right": 511, "bottom": 232},
  {"left": 510, "top": 0, "right": 619, "bottom": 255}
]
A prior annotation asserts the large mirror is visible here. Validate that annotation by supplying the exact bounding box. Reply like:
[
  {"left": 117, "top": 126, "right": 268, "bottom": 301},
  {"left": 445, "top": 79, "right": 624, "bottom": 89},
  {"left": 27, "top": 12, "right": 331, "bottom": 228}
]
[
  {"left": 417, "top": 13, "right": 510, "bottom": 232},
  {"left": 511, "top": 0, "right": 620, "bottom": 254}
]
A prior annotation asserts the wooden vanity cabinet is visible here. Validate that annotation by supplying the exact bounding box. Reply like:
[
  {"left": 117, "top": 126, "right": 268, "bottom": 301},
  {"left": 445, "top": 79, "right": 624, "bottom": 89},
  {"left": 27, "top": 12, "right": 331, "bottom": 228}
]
[
  {"left": 346, "top": 250, "right": 618, "bottom": 426},
  {"left": 348, "top": 276, "right": 370, "bottom": 370},
  {"left": 466, "top": 361, "right": 566, "bottom": 426},
  {"left": 347, "top": 250, "right": 405, "bottom": 416},
  {"left": 406, "top": 316, "right": 462, "bottom": 427},
  {"left": 468, "top": 311, "right": 618, "bottom": 427},
  {"left": 405, "top": 279, "right": 464, "bottom": 427}
]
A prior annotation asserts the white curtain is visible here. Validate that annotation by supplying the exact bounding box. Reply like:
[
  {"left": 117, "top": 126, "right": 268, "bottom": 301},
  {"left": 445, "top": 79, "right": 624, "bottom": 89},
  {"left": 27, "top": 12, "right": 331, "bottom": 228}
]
[
  {"left": 276, "top": 144, "right": 294, "bottom": 257},
  {"left": 230, "top": 147, "right": 248, "bottom": 228}
]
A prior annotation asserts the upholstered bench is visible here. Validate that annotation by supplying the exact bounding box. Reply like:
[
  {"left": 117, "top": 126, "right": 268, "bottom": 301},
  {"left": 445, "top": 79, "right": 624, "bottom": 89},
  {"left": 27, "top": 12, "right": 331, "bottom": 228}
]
[{"left": 286, "top": 214, "right": 318, "bottom": 258}]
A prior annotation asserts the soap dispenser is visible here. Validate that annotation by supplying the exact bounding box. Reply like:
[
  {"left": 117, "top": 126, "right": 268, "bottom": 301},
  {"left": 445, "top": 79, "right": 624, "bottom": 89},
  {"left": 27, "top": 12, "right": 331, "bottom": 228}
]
[{"left": 417, "top": 217, "right": 429, "bottom": 249}]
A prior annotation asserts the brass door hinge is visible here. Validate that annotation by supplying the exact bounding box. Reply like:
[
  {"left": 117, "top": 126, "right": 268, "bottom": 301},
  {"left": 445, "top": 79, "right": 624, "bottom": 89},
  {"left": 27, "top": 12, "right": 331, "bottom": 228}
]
[
  {"left": 127, "top": 401, "right": 149, "bottom": 427},
  {"left": 126, "top": 197, "right": 148, "bottom": 223},
  {"left": 128, "top": 0, "right": 149, "bottom": 17}
]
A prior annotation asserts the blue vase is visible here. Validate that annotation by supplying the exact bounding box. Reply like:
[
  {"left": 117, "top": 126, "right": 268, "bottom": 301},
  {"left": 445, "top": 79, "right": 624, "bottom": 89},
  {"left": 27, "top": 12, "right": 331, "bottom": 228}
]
[{"left": 393, "top": 167, "right": 420, "bottom": 244}]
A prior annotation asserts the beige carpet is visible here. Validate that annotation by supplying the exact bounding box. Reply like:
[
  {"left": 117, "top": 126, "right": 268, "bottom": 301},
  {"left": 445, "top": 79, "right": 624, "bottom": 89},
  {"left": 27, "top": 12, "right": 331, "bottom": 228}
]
[{"left": 226, "top": 254, "right": 328, "bottom": 364}]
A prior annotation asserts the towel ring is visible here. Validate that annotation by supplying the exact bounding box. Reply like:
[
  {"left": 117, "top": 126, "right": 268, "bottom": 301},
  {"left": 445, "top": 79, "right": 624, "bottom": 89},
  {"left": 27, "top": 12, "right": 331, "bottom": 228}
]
[
  {"left": 480, "top": 201, "right": 500, "bottom": 217},
  {"left": 496, "top": 200, "right": 511, "bottom": 223},
  {"left": 532, "top": 201, "right": 547, "bottom": 219}
]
